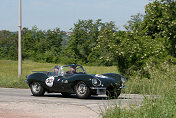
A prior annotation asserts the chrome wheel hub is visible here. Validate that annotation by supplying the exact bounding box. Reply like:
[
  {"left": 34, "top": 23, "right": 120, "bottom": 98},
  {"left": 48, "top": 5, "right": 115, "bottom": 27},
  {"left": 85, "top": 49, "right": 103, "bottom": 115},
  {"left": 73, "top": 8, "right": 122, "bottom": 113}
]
[
  {"left": 32, "top": 83, "right": 40, "bottom": 93},
  {"left": 77, "top": 83, "right": 87, "bottom": 94}
]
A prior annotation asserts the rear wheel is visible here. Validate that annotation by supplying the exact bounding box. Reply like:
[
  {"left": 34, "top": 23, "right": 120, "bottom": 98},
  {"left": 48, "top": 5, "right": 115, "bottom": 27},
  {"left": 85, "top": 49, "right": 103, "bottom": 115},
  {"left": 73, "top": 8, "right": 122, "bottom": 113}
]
[
  {"left": 75, "top": 81, "right": 90, "bottom": 99},
  {"left": 30, "top": 82, "right": 45, "bottom": 96}
]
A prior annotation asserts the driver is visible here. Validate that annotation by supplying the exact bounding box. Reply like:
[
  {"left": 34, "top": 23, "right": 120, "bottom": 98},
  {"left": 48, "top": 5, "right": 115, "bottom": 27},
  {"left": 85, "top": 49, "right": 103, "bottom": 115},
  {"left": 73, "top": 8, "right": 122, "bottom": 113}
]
[
  {"left": 70, "top": 66, "right": 77, "bottom": 74},
  {"left": 64, "top": 65, "right": 77, "bottom": 75}
]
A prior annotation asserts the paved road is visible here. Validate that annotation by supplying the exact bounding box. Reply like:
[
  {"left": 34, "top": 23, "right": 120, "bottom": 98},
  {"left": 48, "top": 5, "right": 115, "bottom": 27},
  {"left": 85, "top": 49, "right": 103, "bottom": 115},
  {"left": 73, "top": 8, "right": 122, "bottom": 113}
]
[{"left": 0, "top": 88, "right": 144, "bottom": 118}]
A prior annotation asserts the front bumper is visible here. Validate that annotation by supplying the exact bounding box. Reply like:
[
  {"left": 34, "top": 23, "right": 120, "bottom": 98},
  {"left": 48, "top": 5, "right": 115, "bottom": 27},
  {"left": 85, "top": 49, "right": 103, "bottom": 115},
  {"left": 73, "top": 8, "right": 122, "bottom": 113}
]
[
  {"left": 90, "top": 87, "right": 106, "bottom": 95},
  {"left": 90, "top": 84, "right": 126, "bottom": 95}
]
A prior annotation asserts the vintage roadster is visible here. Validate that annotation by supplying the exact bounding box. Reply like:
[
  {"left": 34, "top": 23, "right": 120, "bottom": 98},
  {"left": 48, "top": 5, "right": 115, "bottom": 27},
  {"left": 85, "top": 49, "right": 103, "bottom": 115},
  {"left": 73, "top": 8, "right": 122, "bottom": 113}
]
[{"left": 26, "top": 64, "right": 126, "bottom": 99}]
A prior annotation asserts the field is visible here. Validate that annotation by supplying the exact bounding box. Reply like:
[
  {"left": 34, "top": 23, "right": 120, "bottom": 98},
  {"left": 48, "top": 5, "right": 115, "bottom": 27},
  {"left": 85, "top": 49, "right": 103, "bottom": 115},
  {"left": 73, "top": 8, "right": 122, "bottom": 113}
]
[
  {"left": 1, "top": 60, "right": 176, "bottom": 118},
  {"left": 0, "top": 60, "right": 119, "bottom": 88}
]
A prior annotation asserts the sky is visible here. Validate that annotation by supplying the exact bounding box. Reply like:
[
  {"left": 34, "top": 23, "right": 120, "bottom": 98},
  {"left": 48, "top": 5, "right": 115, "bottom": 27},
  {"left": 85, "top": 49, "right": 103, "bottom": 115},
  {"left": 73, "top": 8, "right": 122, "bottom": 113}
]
[{"left": 0, "top": 0, "right": 150, "bottom": 32}]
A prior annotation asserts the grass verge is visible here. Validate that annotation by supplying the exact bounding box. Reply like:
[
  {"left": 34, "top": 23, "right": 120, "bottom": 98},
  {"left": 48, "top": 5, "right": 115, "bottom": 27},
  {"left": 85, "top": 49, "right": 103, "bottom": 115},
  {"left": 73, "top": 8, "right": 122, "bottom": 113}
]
[{"left": 101, "top": 63, "right": 176, "bottom": 118}]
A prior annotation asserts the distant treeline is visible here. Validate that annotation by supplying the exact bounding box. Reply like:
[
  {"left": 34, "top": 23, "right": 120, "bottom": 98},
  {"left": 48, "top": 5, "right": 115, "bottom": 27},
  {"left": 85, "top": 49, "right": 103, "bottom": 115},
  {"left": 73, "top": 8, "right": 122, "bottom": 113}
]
[{"left": 0, "top": 0, "right": 175, "bottom": 77}]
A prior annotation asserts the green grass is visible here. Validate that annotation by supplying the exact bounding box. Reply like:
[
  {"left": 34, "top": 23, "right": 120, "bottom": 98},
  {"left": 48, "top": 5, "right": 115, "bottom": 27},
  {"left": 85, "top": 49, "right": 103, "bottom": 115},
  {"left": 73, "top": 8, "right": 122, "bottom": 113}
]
[
  {"left": 102, "top": 85, "right": 176, "bottom": 118},
  {"left": 0, "top": 60, "right": 119, "bottom": 88},
  {"left": 0, "top": 60, "right": 50, "bottom": 88},
  {"left": 101, "top": 63, "right": 176, "bottom": 118}
]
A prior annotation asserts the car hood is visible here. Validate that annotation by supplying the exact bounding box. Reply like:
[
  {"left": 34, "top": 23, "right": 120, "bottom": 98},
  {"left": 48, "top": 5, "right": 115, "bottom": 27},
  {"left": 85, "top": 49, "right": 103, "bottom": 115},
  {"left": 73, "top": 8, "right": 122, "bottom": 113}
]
[
  {"left": 69, "top": 73, "right": 122, "bottom": 86},
  {"left": 89, "top": 74, "right": 121, "bottom": 85}
]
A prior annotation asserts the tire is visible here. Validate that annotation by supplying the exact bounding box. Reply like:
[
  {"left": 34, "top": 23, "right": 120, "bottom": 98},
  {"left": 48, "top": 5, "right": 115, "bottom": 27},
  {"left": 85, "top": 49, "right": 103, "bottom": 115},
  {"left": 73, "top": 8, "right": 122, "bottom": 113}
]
[
  {"left": 75, "top": 81, "right": 90, "bottom": 99},
  {"left": 106, "top": 90, "right": 121, "bottom": 99},
  {"left": 30, "top": 82, "right": 45, "bottom": 96},
  {"left": 61, "top": 92, "right": 71, "bottom": 98}
]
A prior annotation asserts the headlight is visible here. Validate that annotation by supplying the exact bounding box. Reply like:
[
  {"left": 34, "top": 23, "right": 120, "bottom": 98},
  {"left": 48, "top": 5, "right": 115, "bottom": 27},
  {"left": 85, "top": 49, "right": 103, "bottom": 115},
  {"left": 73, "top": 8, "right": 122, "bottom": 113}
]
[
  {"left": 121, "top": 76, "right": 126, "bottom": 83},
  {"left": 92, "top": 78, "right": 101, "bottom": 86},
  {"left": 92, "top": 78, "right": 97, "bottom": 84}
]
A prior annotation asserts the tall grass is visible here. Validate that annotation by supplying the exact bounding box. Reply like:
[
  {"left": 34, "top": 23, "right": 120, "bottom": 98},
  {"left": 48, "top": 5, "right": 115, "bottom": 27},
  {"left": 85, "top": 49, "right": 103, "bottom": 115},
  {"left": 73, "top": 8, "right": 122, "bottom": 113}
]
[
  {"left": 102, "top": 62, "right": 176, "bottom": 118},
  {"left": 0, "top": 60, "right": 55, "bottom": 88},
  {"left": 0, "top": 60, "right": 119, "bottom": 88}
]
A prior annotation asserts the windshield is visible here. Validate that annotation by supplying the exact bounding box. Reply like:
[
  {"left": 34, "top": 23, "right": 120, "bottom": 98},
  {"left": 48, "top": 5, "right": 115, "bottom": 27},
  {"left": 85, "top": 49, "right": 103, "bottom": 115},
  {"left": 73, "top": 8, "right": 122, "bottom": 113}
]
[{"left": 60, "top": 65, "right": 86, "bottom": 75}]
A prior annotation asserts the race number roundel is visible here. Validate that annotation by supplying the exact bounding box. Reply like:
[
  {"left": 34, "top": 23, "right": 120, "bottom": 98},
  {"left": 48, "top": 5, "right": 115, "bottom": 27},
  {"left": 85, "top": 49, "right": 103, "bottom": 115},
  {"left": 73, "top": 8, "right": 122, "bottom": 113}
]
[{"left": 45, "top": 76, "right": 55, "bottom": 87}]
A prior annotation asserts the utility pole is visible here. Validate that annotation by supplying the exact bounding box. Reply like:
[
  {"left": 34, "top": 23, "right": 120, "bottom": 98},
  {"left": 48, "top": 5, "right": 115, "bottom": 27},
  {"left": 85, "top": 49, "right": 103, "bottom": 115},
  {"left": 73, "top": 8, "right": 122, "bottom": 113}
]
[{"left": 18, "top": 0, "right": 22, "bottom": 78}]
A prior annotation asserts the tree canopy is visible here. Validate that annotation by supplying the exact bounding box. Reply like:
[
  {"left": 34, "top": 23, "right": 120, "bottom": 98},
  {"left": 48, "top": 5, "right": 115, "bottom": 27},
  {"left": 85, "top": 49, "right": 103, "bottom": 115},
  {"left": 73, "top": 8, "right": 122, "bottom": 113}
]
[{"left": 0, "top": 0, "right": 175, "bottom": 78}]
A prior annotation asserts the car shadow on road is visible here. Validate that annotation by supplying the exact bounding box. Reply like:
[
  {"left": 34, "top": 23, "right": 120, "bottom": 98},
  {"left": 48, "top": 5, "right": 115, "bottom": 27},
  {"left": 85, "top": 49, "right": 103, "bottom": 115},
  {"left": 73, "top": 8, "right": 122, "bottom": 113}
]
[{"left": 37, "top": 94, "right": 131, "bottom": 100}]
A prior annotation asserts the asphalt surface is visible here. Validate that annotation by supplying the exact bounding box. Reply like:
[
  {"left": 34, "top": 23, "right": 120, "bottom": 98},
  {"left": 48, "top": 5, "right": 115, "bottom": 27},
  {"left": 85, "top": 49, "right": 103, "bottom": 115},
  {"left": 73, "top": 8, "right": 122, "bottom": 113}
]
[{"left": 0, "top": 88, "right": 144, "bottom": 118}]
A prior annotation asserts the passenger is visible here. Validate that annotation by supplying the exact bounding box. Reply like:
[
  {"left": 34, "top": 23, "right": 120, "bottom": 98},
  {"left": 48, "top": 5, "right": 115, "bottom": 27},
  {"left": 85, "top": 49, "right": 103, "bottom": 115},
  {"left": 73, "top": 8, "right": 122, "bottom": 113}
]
[{"left": 54, "top": 68, "right": 59, "bottom": 75}]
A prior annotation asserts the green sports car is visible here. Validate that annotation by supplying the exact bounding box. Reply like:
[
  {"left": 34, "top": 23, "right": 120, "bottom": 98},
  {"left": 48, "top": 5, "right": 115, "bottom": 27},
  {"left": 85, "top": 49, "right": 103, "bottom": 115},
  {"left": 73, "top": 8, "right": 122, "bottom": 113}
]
[{"left": 26, "top": 64, "right": 126, "bottom": 99}]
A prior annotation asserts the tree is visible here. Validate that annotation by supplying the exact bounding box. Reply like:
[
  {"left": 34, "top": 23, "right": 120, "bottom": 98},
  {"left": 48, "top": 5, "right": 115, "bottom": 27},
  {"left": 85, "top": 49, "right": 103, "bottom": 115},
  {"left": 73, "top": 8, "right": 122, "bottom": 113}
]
[
  {"left": 88, "top": 26, "right": 119, "bottom": 66},
  {"left": 64, "top": 19, "right": 117, "bottom": 65},
  {"left": 22, "top": 26, "right": 64, "bottom": 63},
  {"left": 124, "top": 13, "right": 144, "bottom": 33},
  {"left": 0, "top": 30, "right": 18, "bottom": 60},
  {"left": 141, "top": 0, "right": 176, "bottom": 56}
]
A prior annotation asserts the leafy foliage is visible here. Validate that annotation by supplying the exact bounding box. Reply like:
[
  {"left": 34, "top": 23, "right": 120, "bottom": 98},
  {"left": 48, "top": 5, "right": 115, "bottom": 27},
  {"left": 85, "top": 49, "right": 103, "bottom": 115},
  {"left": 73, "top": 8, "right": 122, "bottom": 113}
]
[
  {"left": 142, "top": 0, "right": 176, "bottom": 56},
  {"left": 62, "top": 19, "right": 117, "bottom": 65},
  {"left": 0, "top": 0, "right": 175, "bottom": 78},
  {"left": 0, "top": 30, "right": 18, "bottom": 60},
  {"left": 0, "top": 27, "right": 65, "bottom": 63}
]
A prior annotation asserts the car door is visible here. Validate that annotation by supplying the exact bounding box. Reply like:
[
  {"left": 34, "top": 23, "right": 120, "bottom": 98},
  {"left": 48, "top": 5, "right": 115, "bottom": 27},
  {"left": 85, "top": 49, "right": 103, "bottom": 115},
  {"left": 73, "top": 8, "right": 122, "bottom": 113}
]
[
  {"left": 45, "top": 71, "right": 64, "bottom": 92},
  {"left": 52, "top": 76, "right": 65, "bottom": 92},
  {"left": 61, "top": 73, "right": 74, "bottom": 93},
  {"left": 51, "top": 74, "right": 73, "bottom": 93}
]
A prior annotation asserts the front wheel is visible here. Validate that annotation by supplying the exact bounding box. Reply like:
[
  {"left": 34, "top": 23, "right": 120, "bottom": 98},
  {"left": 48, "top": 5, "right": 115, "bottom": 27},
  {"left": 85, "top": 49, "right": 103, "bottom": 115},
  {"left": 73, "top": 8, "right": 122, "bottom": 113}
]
[
  {"left": 75, "top": 81, "right": 90, "bottom": 99},
  {"left": 30, "top": 82, "right": 45, "bottom": 96}
]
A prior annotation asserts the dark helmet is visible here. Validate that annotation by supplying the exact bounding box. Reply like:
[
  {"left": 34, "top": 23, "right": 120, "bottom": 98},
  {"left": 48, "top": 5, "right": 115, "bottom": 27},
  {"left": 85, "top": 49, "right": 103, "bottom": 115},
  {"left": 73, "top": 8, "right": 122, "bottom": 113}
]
[{"left": 70, "top": 64, "right": 77, "bottom": 69}]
